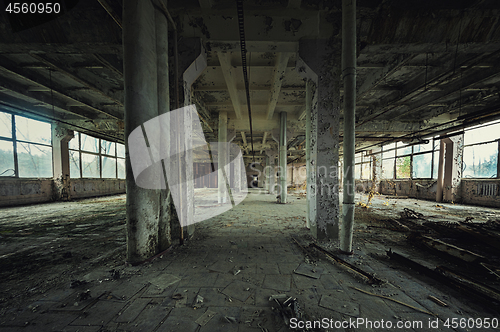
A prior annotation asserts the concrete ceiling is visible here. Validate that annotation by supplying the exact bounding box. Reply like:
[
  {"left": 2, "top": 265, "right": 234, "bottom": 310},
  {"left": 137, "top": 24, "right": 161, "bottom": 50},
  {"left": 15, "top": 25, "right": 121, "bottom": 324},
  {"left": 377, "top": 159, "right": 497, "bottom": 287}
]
[{"left": 1, "top": 0, "right": 500, "bottom": 163}]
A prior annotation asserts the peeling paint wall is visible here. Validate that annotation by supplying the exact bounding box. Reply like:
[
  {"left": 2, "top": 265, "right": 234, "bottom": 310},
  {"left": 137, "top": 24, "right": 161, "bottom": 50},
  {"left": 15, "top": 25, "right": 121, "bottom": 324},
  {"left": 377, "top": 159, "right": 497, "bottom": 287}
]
[
  {"left": 0, "top": 179, "right": 125, "bottom": 207},
  {"left": 379, "top": 179, "right": 438, "bottom": 201},
  {"left": 461, "top": 179, "right": 500, "bottom": 208}
]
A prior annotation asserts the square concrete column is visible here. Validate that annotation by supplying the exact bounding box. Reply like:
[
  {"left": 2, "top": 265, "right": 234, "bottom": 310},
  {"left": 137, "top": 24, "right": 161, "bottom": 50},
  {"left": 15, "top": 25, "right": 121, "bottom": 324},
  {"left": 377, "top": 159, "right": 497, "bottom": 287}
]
[
  {"left": 231, "top": 145, "right": 241, "bottom": 193},
  {"left": 278, "top": 112, "right": 287, "bottom": 203},
  {"left": 443, "top": 136, "right": 464, "bottom": 202},
  {"left": 266, "top": 150, "right": 277, "bottom": 194},
  {"left": 218, "top": 111, "right": 229, "bottom": 203},
  {"left": 52, "top": 124, "right": 73, "bottom": 201},
  {"left": 297, "top": 39, "right": 341, "bottom": 240},
  {"left": 123, "top": 0, "right": 162, "bottom": 263}
]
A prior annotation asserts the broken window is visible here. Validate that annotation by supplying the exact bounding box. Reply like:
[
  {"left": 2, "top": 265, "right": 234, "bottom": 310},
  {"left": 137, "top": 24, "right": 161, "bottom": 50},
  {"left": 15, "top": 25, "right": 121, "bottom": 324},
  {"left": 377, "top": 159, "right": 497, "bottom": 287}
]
[
  {"left": 413, "top": 153, "right": 432, "bottom": 178},
  {"left": 0, "top": 112, "right": 14, "bottom": 177},
  {"left": 382, "top": 159, "right": 394, "bottom": 179}
]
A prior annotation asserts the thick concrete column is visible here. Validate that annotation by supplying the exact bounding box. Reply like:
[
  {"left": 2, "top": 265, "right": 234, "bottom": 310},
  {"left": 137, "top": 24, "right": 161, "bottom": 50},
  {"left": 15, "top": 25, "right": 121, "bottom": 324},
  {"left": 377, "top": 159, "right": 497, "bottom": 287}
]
[
  {"left": 156, "top": 5, "right": 171, "bottom": 252},
  {"left": 232, "top": 145, "right": 241, "bottom": 193},
  {"left": 436, "top": 139, "right": 445, "bottom": 202},
  {"left": 52, "top": 125, "right": 73, "bottom": 201},
  {"left": 218, "top": 111, "right": 229, "bottom": 203},
  {"left": 305, "top": 80, "right": 315, "bottom": 229},
  {"left": 443, "top": 136, "right": 464, "bottom": 202},
  {"left": 123, "top": 0, "right": 161, "bottom": 263},
  {"left": 297, "top": 39, "right": 341, "bottom": 240},
  {"left": 264, "top": 156, "right": 270, "bottom": 193},
  {"left": 278, "top": 112, "right": 287, "bottom": 203},
  {"left": 266, "top": 150, "right": 277, "bottom": 194},
  {"left": 340, "top": 0, "right": 356, "bottom": 253}
]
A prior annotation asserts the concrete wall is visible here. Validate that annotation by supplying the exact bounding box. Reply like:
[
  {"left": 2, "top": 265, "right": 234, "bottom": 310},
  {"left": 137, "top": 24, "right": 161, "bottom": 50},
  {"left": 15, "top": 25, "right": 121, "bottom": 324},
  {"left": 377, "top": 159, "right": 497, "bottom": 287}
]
[
  {"left": 461, "top": 179, "right": 500, "bottom": 208},
  {"left": 0, "top": 178, "right": 126, "bottom": 207},
  {"left": 379, "top": 179, "right": 438, "bottom": 200},
  {"left": 288, "top": 165, "right": 306, "bottom": 186}
]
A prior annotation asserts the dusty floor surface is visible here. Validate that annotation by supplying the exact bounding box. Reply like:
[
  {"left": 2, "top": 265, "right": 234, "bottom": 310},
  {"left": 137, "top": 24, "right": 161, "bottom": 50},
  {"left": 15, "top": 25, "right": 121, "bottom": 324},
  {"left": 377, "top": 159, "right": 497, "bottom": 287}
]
[{"left": 0, "top": 189, "right": 499, "bottom": 331}]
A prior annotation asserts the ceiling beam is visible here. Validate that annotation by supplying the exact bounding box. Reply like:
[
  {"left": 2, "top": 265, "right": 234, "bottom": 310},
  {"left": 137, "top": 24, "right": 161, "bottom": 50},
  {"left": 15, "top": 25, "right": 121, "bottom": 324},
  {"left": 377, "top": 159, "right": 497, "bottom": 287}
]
[
  {"left": 97, "top": 0, "right": 122, "bottom": 28},
  {"left": 357, "top": 54, "right": 415, "bottom": 99},
  {"left": 267, "top": 52, "right": 291, "bottom": 120},
  {"left": 217, "top": 52, "right": 242, "bottom": 119},
  {"left": 195, "top": 85, "right": 305, "bottom": 92},
  {"left": 360, "top": 42, "right": 500, "bottom": 55},
  {"left": 0, "top": 58, "right": 121, "bottom": 119},
  {"left": 199, "top": 0, "right": 213, "bottom": 8},
  {"left": 0, "top": 43, "right": 122, "bottom": 54},
  {"left": 29, "top": 53, "right": 123, "bottom": 107}
]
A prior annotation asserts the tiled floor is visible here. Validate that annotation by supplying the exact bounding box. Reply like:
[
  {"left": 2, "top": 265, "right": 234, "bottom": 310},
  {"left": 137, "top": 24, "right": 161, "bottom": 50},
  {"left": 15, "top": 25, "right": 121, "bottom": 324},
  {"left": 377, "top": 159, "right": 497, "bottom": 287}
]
[{"left": 1, "top": 189, "right": 499, "bottom": 331}]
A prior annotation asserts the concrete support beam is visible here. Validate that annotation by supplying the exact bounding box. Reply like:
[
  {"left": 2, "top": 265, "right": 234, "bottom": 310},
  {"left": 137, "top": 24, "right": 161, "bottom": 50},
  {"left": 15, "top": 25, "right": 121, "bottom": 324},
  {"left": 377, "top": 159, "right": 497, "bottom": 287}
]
[
  {"left": 298, "top": 39, "right": 341, "bottom": 240},
  {"left": 278, "top": 112, "right": 287, "bottom": 203},
  {"left": 443, "top": 136, "right": 464, "bottom": 203},
  {"left": 218, "top": 111, "right": 229, "bottom": 203},
  {"left": 123, "top": 0, "right": 161, "bottom": 263},
  {"left": 232, "top": 145, "right": 241, "bottom": 193},
  {"left": 266, "top": 150, "right": 278, "bottom": 195},
  {"left": 267, "top": 53, "right": 292, "bottom": 120},
  {"left": 155, "top": 5, "right": 172, "bottom": 252},
  {"left": 340, "top": 0, "right": 356, "bottom": 254},
  {"left": 52, "top": 125, "right": 73, "bottom": 201},
  {"left": 264, "top": 156, "right": 270, "bottom": 193},
  {"left": 305, "top": 80, "right": 314, "bottom": 229},
  {"left": 218, "top": 52, "right": 243, "bottom": 119}
]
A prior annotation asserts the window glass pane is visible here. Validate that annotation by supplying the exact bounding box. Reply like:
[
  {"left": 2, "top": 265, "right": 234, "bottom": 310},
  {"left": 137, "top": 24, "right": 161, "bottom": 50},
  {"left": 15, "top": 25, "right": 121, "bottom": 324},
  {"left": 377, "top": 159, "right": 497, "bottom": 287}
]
[
  {"left": 0, "top": 140, "right": 15, "bottom": 176},
  {"left": 101, "top": 140, "right": 116, "bottom": 156},
  {"left": 383, "top": 143, "right": 396, "bottom": 159},
  {"left": 102, "top": 157, "right": 116, "bottom": 178},
  {"left": 382, "top": 159, "right": 394, "bottom": 179},
  {"left": 15, "top": 116, "right": 51, "bottom": 145},
  {"left": 117, "top": 144, "right": 125, "bottom": 158},
  {"left": 413, "top": 153, "right": 432, "bottom": 178},
  {"left": 396, "top": 156, "right": 411, "bottom": 178},
  {"left": 464, "top": 121, "right": 500, "bottom": 145},
  {"left": 69, "top": 132, "right": 79, "bottom": 150},
  {"left": 117, "top": 158, "right": 125, "bottom": 179},
  {"left": 413, "top": 140, "right": 432, "bottom": 153},
  {"left": 69, "top": 150, "right": 80, "bottom": 178},
  {"left": 0, "top": 112, "right": 12, "bottom": 138},
  {"left": 397, "top": 142, "right": 412, "bottom": 156},
  {"left": 355, "top": 154, "right": 362, "bottom": 164},
  {"left": 81, "top": 153, "right": 100, "bottom": 178},
  {"left": 361, "top": 163, "right": 371, "bottom": 179},
  {"left": 355, "top": 164, "right": 361, "bottom": 179},
  {"left": 433, "top": 150, "right": 440, "bottom": 179},
  {"left": 80, "top": 133, "right": 99, "bottom": 153},
  {"left": 17, "top": 142, "right": 52, "bottom": 178},
  {"left": 463, "top": 142, "right": 498, "bottom": 178}
]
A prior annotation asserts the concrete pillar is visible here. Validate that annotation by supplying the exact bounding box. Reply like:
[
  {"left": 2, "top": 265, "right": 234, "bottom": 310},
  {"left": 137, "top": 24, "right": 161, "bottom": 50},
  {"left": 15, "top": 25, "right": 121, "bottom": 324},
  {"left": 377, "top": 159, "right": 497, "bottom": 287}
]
[
  {"left": 279, "top": 112, "right": 287, "bottom": 203},
  {"left": 297, "top": 39, "right": 341, "bottom": 240},
  {"left": 340, "top": 0, "right": 356, "bottom": 253},
  {"left": 436, "top": 139, "right": 445, "bottom": 202},
  {"left": 305, "top": 80, "right": 314, "bottom": 229},
  {"left": 232, "top": 145, "right": 241, "bottom": 193},
  {"left": 218, "top": 111, "right": 229, "bottom": 203},
  {"left": 265, "top": 156, "right": 270, "bottom": 192},
  {"left": 443, "top": 135, "right": 464, "bottom": 203},
  {"left": 52, "top": 125, "right": 73, "bottom": 201},
  {"left": 266, "top": 151, "right": 277, "bottom": 194},
  {"left": 123, "top": 0, "right": 161, "bottom": 263},
  {"left": 156, "top": 5, "right": 171, "bottom": 252}
]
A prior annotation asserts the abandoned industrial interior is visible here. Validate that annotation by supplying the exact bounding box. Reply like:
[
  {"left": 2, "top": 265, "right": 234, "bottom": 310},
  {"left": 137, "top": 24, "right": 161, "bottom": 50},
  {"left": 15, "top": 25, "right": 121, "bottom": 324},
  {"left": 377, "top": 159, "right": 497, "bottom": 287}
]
[{"left": 1, "top": 0, "right": 500, "bottom": 331}]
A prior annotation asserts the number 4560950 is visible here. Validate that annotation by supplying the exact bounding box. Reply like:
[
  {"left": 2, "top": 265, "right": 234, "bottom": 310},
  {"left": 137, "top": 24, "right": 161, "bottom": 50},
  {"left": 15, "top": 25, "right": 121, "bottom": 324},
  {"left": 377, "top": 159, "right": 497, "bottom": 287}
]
[{"left": 5, "top": 3, "right": 61, "bottom": 14}]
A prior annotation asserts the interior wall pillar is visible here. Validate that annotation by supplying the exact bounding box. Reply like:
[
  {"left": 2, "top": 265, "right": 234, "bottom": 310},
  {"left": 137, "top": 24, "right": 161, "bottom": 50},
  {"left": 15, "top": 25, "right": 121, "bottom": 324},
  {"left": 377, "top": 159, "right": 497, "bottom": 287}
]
[{"left": 443, "top": 135, "right": 464, "bottom": 202}]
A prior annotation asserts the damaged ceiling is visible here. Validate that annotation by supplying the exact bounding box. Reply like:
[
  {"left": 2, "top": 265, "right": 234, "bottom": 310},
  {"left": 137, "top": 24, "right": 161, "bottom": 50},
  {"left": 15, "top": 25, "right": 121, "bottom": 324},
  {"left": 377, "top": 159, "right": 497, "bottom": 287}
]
[{"left": 1, "top": 0, "right": 500, "bottom": 162}]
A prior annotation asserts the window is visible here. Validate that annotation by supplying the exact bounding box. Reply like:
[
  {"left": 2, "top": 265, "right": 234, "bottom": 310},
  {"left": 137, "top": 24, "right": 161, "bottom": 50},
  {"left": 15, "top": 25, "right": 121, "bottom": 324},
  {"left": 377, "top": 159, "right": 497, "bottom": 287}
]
[
  {"left": 0, "top": 111, "right": 52, "bottom": 178},
  {"left": 462, "top": 121, "right": 500, "bottom": 178},
  {"left": 354, "top": 152, "right": 372, "bottom": 180},
  {"left": 69, "top": 131, "right": 125, "bottom": 179},
  {"left": 381, "top": 139, "right": 439, "bottom": 180}
]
